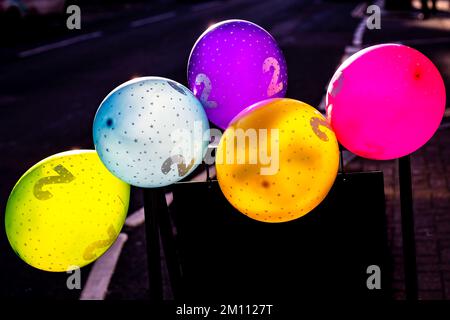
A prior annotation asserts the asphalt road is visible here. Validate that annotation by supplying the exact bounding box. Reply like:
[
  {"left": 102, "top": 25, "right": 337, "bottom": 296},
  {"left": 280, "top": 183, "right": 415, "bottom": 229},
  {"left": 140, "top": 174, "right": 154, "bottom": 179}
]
[{"left": 0, "top": 0, "right": 361, "bottom": 298}]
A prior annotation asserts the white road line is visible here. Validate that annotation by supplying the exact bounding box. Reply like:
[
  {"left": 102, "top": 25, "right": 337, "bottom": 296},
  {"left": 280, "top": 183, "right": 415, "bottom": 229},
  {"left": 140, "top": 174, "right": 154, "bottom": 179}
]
[
  {"left": 18, "top": 31, "right": 103, "bottom": 58},
  {"left": 352, "top": 0, "right": 384, "bottom": 48},
  {"left": 124, "top": 207, "right": 145, "bottom": 228},
  {"left": 351, "top": 2, "right": 367, "bottom": 18},
  {"left": 124, "top": 193, "right": 172, "bottom": 228},
  {"left": 191, "top": 1, "right": 222, "bottom": 12},
  {"left": 353, "top": 16, "right": 367, "bottom": 47},
  {"left": 317, "top": 46, "right": 358, "bottom": 112},
  {"left": 317, "top": 94, "right": 327, "bottom": 113},
  {"left": 342, "top": 151, "right": 357, "bottom": 166},
  {"left": 80, "top": 233, "right": 128, "bottom": 300},
  {"left": 130, "top": 11, "right": 176, "bottom": 28},
  {"left": 125, "top": 165, "right": 216, "bottom": 228},
  {"left": 341, "top": 0, "right": 450, "bottom": 164},
  {"left": 80, "top": 166, "right": 216, "bottom": 300},
  {"left": 338, "top": 2, "right": 384, "bottom": 163}
]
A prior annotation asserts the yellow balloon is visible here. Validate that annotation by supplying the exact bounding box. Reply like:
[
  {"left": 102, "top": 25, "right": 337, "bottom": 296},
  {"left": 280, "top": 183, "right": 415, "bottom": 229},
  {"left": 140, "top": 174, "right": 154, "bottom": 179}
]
[
  {"left": 216, "top": 98, "right": 339, "bottom": 223},
  {"left": 5, "top": 150, "right": 130, "bottom": 272}
]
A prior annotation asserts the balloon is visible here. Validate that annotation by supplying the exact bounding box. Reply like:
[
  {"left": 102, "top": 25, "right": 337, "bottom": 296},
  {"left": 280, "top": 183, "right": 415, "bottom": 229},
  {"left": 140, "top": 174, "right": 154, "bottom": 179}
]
[
  {"left": 326, "top": 43, "right": 446, "bottom": 160},
  {"left": 5, "top": 150, "right": 130, "bottom": 272},
  {"left": 188, "top": 19, "right": 288, "bottom": 129},
  {"left": 93, "top": 77, "right": 210, "bottom": 188},
  {"left": 216, "top": 98, "right": 339, "bottom": 223}
]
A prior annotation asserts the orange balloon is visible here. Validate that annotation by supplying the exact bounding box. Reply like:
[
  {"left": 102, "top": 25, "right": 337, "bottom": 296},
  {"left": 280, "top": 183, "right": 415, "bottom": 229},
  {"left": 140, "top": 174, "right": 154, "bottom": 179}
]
[{"left": 216, "top": 98, "right": 339, "bottom": 222}]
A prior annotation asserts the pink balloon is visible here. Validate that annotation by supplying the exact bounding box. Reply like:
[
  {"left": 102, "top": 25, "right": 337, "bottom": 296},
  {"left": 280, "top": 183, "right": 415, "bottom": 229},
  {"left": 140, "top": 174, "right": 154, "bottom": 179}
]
[{"left": 326, "top": 44, "right": 446, "bottom": 160}]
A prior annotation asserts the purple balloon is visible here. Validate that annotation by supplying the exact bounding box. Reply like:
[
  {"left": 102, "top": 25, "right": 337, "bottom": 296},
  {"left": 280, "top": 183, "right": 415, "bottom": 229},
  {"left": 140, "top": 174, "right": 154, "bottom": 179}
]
[{"left": 188, "top": 19, "right": 288, "bottom": 129}]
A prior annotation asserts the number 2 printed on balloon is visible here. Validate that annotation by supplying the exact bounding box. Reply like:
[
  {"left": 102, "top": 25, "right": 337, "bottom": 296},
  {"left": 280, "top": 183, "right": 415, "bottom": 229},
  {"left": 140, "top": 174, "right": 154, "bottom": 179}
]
[
  {"left": 161, "top": 154, "right": 195, "bottom": 177},
  {"left": 195, "top": 73, "right": 217, "bottom": 108},
  {"left": 33, "top": 164, "right": 75, "bottom": 200},
  {"left": 310, "top": 117, "right": 332, "bottom": 142},
  {"left": 263, "top": 57, "right": 283, "bottom": 97},
  {"left": 83, "top": 225, "right": 117, "bottom": 261}
]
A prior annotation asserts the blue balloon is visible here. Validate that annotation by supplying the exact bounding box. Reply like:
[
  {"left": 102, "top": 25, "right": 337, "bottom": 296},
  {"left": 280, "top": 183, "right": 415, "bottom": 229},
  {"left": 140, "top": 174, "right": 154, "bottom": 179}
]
[{"left": 93, "top": 77, "right": 210, "bottom": 188}]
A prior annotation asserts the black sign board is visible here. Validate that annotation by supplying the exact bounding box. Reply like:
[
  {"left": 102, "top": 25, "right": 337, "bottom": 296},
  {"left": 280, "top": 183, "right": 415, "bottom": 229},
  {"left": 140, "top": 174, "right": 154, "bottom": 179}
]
[{"left": 157, "top": 171, "right": 392, "bottom": 300}]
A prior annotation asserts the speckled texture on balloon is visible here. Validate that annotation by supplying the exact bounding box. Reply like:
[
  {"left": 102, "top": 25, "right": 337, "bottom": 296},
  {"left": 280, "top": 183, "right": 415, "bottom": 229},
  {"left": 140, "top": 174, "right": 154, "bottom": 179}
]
[
  {"left": 326, "top": 44, "right": 446, "bottom": 160},
  {"left": 216, "top": 98, "right": 339, "bottom": 223},
  {"left": 5, "top": 150, "right": 130, "bottom": 272},
  {"left": 188, "top": 19, "right": 288, "bottom": 129},
  {"left": 93, "top": 77, "right": 210, "bottom": 188}
]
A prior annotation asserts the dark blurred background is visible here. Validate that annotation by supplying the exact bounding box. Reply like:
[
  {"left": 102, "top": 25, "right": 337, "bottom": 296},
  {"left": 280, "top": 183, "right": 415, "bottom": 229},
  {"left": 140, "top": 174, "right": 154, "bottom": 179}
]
[{"left": 0, "top": 0, "right": 449, "bottom": 300}]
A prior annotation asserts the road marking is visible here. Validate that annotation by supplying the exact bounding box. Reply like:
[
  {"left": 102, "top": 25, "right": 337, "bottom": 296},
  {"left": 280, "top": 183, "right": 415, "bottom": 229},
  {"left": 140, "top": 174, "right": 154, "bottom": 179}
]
[
  {"left": 79, "top": 165, "right": 216, "bottom": 300},
  {"left": 352, "top": 0, "right": 383, "bottom": 47},
  {"left": 319, "top": 0, "right": 384, "bottom": 160},
  {"left": 124, "top": 193, "right": 173, "bottom": 228},
  {"left": 344, "top": 45, "right": 360, "bottom": 55},
  {"left": 124, "top": 207, "right": 145, "bottom": 228},
  {"left": 18, "top": 31, "right": 103, "bottom": 58},
  {"left": 440, "top": 122, "right": 450, "bottom": 129},
  {"left": 353, "top": 16, "right": 367, "bottom": 47},
  {"left": 317, "top": 44, "right": 360, "bottom": 113},
  {"left": 351, "top": 3, "right": 367, "bottom": 19},
  {"left": 317, "top": 45, "right": 359, "bottom": 113},
  {"left": 320, "top": 0, "right": 383, "bottom": 111},
  {"left": 191, "top": 1, "right": 222, "bottom": 12},
  {"left": 125, "top": 165, "right": 216, "bottom": 228},
  {"left": 335, "top": 1, "right": 383, "bottom": 163},
  {"left": 317, "top": 94, "right": 327, "bottom": 113},
  {"left": 130, "top": 11, "right": 176, "bottom": 28},
  {"left": 80, "top": 233, "right": 128, "bottom": 300}
]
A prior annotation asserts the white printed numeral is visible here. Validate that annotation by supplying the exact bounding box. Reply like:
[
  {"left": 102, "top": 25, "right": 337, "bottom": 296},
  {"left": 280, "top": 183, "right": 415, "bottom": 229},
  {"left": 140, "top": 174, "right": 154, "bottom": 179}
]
[{"left": 195, "top": 73, "right": 217, "bottom": 108}]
